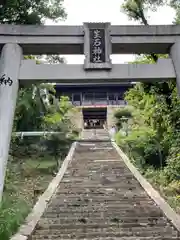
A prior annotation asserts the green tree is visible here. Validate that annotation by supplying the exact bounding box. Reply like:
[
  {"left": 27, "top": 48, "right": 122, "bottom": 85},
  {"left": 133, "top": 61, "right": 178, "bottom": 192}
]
[
  {"left": 42, "top": 96, "right": 77, "bottom": 169},
  {"left": 14, "top": 83, "right": 56, "bottom": 131},
  {"left": 114, "top": 107, "right": 132, "bottom": 130},
  {"left": 121, "top": 0, "right": 165, "bottom": 25},
  {"left": 0, "top": 0, "right": 66, "bottom": 24}
]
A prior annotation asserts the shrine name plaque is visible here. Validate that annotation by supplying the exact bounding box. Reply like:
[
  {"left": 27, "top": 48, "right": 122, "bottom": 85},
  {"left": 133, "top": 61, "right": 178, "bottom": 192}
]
[
  {"left": 90, "top": 29, "right": 106, "bottom": 64},
  {"left": 84, "top": 22, "right": 112, "bottom": 70}
]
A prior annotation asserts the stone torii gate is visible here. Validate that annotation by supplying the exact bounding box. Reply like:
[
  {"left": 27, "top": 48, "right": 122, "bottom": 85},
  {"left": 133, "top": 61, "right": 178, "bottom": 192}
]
[{"left": 0, "top": 22, "right": 180, "bottom": 200}]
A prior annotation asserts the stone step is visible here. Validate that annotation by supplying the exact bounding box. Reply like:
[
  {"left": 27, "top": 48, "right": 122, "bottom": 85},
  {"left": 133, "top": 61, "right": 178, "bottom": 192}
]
[
  {"left": 35, "top": 225, "right": 176, "bottom": 236},
  {"left": 37, "top": 218, "right": 169, "bottom": 226},
  {"left": 45, "top": 209, "right": 164, "bottom": 217},
  {"left": 32, "top": 237, "right": 180, "bottom": 240},
  {"left": 31, "top": 229, "right": 178, "bottom": 239},
  {"left": 30, "top": 140, "right": 180, "bottom": 239},
  {"left": 40, "top": 215, "right": 167, "bottom": 221},
  {"left": 50, "top": 194, "right": 152, "bottom": 200}
]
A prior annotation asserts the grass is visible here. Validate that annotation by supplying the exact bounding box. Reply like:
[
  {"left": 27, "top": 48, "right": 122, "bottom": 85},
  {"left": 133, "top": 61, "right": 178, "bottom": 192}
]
[
  {"left": 144, "top": 168, "right": 180, "bottom": 214},
  {"left": 0, "top": 155, "right": 57, "bottom": 240}
]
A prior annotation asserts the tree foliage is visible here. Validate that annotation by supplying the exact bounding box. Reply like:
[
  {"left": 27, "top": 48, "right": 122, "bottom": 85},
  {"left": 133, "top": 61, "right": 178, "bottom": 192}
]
[
  {"left": 121, "top": 0, "right": 179, "bottom": 62},
  {"left": 118, "top": 0, "right": 180, "bottom": 180},
  {"left": 115, "top": 54, "right": 180, "bottom": 177},
  {"left": 45, "top": 55, "right": 66, "bottom": 64},
  {"left": 114, "top": 107, "right": 132, "bottom": 129},
  {"left": 0, "top": 0, "right": 66, "bottom": 24},
  {"left": 122, "top": 0, "right": 165, "bottom": 24}
]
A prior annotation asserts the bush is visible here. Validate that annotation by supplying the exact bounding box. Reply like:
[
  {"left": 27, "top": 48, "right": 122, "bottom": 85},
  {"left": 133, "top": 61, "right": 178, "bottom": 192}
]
[
  {"left": 164, "top": 153, "right": 180, "bottom": 182},
  {"left": 116, "top": 126, "right": 166, "bottom": 169},
  {"left": 114, "top": 107, "right": 132, "bottom": 129},
  {"left": 114, "top": 107, "right": 132, "bottom": 119},
  {"left": 163, "top": 132, "right": 180, "bottom": 182},
  {"left": 0, "top": 197, "right": 29, "bottom": 240},
  {"left": 144, "top": 167, "right": 168, "bottom": 187},
  {"left": 163, "top": 181, "right": 180, "bottom": 196}
]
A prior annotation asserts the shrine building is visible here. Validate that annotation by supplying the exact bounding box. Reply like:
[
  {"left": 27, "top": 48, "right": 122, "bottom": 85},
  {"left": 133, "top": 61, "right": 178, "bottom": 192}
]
[{"left": 54, "top": 83, "right": 132, "bottom": 129}]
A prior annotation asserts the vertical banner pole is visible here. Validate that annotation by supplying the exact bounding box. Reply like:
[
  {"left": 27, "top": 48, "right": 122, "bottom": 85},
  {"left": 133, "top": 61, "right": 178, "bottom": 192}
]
[{"left": 0, "top": 43, "right": 22, "bottom": 202}]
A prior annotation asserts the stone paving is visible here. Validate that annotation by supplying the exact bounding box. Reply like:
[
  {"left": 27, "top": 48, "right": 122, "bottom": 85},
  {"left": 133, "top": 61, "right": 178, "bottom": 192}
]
[
  {"left": 81, "top": 129, "right": 110, "bottom": 141},
  {"left": 31, "top": 139, "right": 180, "bottom": 239}
]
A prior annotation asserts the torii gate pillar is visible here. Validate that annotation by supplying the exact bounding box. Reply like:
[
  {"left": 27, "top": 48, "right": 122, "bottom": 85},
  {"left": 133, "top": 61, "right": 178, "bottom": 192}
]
[
  {"left": 170, "top": 41, "right": 180, "bottom": 95},
  {"left": 0, "top": 43, "right": 22, "bottom": 201}
]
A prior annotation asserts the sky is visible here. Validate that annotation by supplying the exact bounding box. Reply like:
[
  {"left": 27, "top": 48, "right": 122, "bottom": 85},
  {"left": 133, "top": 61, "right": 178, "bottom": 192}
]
[{"left": 46, "top": 0, "right": 175, "bottom": 64}]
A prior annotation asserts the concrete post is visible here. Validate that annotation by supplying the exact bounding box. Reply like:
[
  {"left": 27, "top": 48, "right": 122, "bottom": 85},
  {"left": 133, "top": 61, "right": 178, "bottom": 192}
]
[
  {"left": 0, "top": 43, "right": 22, "bottom": 201},
  {"left": 170, "top": 41, "right": 180, "bottom": 96}
]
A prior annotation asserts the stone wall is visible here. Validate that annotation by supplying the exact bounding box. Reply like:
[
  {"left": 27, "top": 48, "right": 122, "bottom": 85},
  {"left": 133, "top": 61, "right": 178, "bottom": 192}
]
[{"left": 68, "top": 107, "right": 83, "bottom": 131}]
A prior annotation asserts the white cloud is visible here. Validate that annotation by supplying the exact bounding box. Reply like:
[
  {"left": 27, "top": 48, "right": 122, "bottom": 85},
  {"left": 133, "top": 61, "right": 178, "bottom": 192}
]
[{"left": 46, "top": 0, "right": 175, "bottom": 64}]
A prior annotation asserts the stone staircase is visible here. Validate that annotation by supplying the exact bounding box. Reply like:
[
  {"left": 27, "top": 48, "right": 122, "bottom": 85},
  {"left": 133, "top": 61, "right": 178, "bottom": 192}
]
[
  {"left": 81, "top": 128, "right": 110, "bottom": 141},
  {"left": 31, "top": 140, "right": 180, "bottom": 239}
]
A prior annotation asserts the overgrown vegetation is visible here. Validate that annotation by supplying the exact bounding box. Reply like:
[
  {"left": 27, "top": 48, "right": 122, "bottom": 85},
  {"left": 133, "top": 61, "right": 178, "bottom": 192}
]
[
  {"left": 1, "top": 157, "right": 55, "bottom": 240},
  {"left": 0, "top": 2, "right": 79, "bottom": 239},
  {"left": 115, "top": 0, "right": 180, "bottom": 213},
  {"left": 115, "top": 93, "right": 180, "bottom": 213},
  {"left": 1, "top": 90, "right": 78, "bottom": 239}
]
